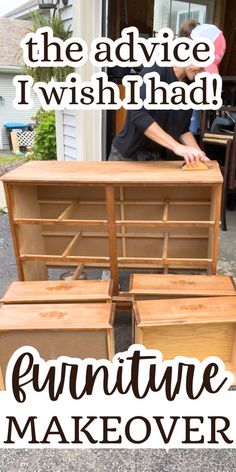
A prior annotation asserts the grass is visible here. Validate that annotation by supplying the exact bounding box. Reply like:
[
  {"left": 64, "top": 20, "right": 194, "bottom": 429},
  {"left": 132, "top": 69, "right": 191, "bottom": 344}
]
[{"left": 0, "top": 155, "right": 24, "bottom": 165}]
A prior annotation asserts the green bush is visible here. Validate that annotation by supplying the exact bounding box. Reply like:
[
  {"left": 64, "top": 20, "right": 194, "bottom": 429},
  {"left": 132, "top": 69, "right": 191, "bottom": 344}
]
[{"left": 31, "top": 110, "right": 56, "bottom": 160}]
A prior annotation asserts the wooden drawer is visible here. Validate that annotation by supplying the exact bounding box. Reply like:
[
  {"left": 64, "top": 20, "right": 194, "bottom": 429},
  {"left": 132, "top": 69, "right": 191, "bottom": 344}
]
[
  {"left": 0, "top": 302, "right": 115, "bottom": 386},
  {"left": 129, "top": 274, "right": 236, "bottom": 299},
  {"left": 134, "top": 296, "right": 236, "bottom": 384},
  {"left": 1, "top": 280, "right": 112, "bottom": 304}
]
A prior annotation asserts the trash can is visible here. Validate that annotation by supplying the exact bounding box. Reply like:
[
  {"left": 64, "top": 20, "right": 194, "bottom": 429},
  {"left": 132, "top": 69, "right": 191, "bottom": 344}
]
[{"left": 4, "top": 123, "right": 30, "bottom": 150}]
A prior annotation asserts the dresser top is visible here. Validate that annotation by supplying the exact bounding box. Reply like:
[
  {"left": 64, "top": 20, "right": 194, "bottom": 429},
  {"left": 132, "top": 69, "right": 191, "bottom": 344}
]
[{"left": 2, "top": 160, "right": 223, "bottom": 185}]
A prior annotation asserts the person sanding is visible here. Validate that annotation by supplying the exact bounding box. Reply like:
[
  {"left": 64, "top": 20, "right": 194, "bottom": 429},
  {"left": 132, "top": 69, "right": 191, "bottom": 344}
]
[{"left": 108, "top": 23, "right": 226, "bottom": 168}]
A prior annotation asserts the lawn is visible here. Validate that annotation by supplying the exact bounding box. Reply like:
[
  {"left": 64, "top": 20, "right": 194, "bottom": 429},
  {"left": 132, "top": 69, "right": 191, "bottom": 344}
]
[
  {"left": 0, "top": 154, "right": 24, "bottom": 165},
  {"left": 0, "top": 154, "right": 25, "bottom": 178}
]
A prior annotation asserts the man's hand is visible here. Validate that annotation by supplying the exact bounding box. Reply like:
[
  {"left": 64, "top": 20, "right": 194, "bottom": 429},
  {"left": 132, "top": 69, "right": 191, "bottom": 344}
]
[{"left": 173, "top": 143, "right": 209, "bottom": 165}]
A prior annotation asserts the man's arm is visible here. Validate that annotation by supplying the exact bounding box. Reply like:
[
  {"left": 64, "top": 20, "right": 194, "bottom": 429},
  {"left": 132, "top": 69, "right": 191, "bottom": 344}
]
[
  {"left": 180, "top": 131, "right": 209, "bottom": 157},
  {"left": 144, "top": 123, "right": 208, "bottom": 165}
]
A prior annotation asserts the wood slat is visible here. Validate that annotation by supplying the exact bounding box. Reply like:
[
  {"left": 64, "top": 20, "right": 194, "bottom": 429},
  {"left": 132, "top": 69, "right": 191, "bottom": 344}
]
[
  {"left": 163, "top": 232, "right": 168, "bottom": 263},
  {"left": 120, "top": 187, "right": 127, "bottom": 258},
  {"left": 116, "top": 220, "right": 214, "bottom": 227},
  {"left": 203, "top": 138, "right": 229, "bottom": 144},
  {"left": 62, "top": 233, "right": 82, "bottom": 257},
  {"left": 204, "top": 133, "right": 233, "bottom": 141},
  {"left": 14, "top": 218, "right": 107, "bottom": 226},
  {"left": 71, "top": 264, "right": 85, "bottom": 280},
  {"left": 58, "top": 200, "right": 80, "bottom": 220},
  {"left": 20, "top": 255, "right": 110, "bottom": 263}
]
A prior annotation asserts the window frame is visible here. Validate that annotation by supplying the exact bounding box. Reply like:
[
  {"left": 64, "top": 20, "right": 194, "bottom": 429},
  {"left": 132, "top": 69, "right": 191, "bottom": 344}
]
[
  {"left": 153, "top": 0, "right": 215, "bottom": 35},
  {"left": 170, "top": 0, "right": 214, "bottom": 23}
]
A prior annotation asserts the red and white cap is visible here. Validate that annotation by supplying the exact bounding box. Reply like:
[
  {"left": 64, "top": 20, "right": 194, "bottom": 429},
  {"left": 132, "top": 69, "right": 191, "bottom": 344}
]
[{"left": 190, "top": 24, "right": 226, "bottom": 73}]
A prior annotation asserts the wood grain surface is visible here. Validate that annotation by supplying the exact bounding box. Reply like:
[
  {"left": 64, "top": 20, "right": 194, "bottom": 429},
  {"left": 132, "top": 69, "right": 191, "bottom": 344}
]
[
  {"left": 0, "top": 303, "right": 115, "bottom": 330},
  {"left": 130, "top": 274, "right": 236, "bottom": 297},
  {"left": 1, "top": 161, "right": 223, "bottom": 185},
  {"left": 1, "top": 280, "right": 112, "bottom": 304},
  {"left": 134, "top": 296, "right": 236, "bottom": 325}
]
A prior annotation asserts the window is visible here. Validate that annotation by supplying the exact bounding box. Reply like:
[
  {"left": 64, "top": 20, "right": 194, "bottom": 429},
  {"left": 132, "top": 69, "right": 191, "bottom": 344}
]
[{"left": 153, "top": 0, "right": 213, "bottom": 36}]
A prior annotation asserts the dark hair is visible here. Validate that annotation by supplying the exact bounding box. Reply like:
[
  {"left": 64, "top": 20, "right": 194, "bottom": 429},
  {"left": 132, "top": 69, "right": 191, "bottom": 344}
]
[{"left": 179, "top": 19, "right": 200, "bottom": 38}]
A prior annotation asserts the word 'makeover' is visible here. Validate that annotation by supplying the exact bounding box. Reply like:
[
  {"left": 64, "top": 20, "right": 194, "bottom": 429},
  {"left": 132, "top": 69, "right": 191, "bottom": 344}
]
[{"left": 4, "top": 415, "right": 233, "bottom": 446}]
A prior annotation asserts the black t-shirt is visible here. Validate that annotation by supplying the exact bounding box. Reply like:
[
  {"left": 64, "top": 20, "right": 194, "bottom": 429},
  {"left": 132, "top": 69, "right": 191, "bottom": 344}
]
[{"left": 113, "top": 65, "right": 192, "bottom": 159}]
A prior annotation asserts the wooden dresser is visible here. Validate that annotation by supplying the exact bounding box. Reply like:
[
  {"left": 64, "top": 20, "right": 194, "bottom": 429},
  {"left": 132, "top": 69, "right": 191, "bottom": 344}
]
[{"left": 2, "top": 160, "right": 223, "bottom": 295}]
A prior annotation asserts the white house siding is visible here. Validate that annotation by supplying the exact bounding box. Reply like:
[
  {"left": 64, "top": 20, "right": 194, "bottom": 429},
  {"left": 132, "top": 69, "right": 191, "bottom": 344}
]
[
  {"left": 0, "top": 72, "right": 40, "bottom": 149},
  {"left": 56, "top": 0, "right": 78, "bottom": 161},
  {"left": 62, "top": 111, "right": 77, "bottom": 160},
  {"left": 56, "top": 109, "right": 77, "bottom": 161},
  {"left": 60, "top": 1, "right": 73, "bottom": 32},
  {"left": 57, "top": 0, "right": 103, "bottom": 162}
]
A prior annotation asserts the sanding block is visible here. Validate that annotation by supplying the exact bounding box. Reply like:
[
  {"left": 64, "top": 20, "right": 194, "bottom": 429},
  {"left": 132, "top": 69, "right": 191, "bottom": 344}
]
[{"left": 181, "top": 161, "right": 211, "bottom": 171}]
